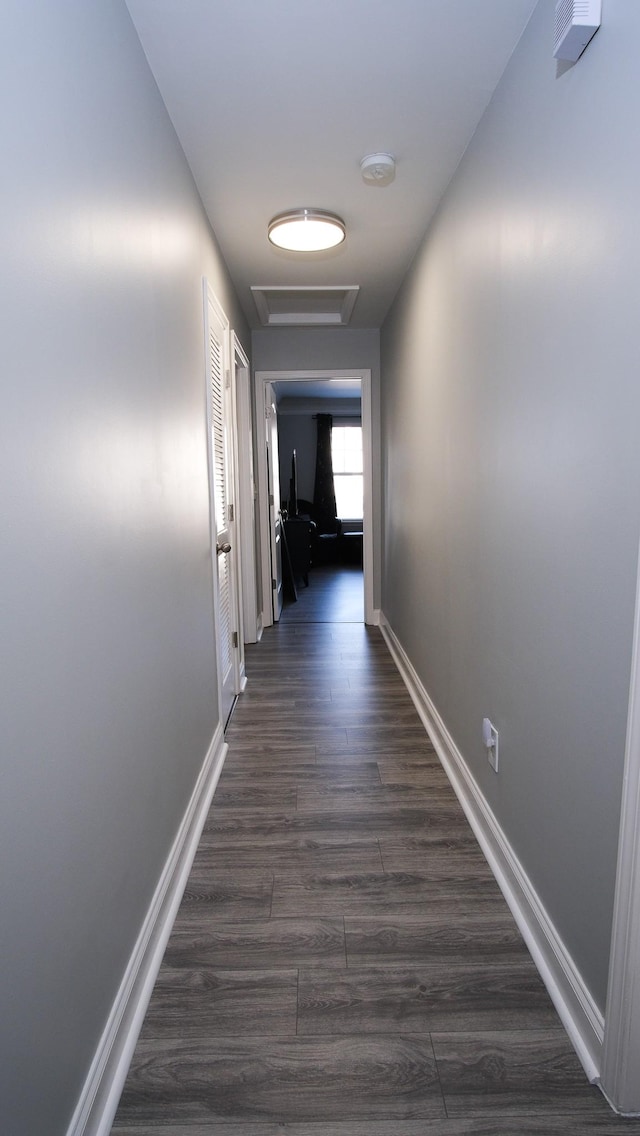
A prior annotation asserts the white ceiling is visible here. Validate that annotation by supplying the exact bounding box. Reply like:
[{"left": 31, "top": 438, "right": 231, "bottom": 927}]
[{"left": 125, "top": 0, "right": 537, "bottom": 330}]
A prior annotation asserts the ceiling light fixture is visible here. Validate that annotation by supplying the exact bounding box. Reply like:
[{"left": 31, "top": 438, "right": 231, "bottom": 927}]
[{"left": 268, "top": 208, "right": 346, "bottom": 252}]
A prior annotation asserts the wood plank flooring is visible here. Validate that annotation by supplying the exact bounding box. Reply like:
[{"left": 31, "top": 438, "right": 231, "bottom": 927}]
[
  {"left": 112, "top": 571, "right": 640, "bottom": 1134},
  {"left": 281, "top": 563, "right": 364, "bottom": 623}
]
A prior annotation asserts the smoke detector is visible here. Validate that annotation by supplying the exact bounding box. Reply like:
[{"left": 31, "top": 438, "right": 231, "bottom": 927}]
[
  {"left": 360, "top": 153, "right": 396, "bottom": 187},
  {"left": 554, "top": 0, "right": 601, "bottom": 63}
]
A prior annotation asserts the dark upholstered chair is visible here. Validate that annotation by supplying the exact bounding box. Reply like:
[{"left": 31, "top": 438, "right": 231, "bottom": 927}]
[{"left": 296, "top": 499, "right": 342, "bottom": 565}]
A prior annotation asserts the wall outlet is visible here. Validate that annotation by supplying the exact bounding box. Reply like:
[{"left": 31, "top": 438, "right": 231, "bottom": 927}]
[{"left": 482, "top": 717, "right": 499, "bottom": 773}]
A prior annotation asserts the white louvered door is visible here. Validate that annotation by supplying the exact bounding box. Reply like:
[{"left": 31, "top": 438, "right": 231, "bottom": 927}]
[{"left": 206, "top": 287, "right": 239, "bottom": 727}]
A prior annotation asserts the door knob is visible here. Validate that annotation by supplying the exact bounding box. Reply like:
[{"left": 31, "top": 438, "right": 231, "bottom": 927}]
[{"left": 216, "top": 541, "right": 231, "bottom": 555}]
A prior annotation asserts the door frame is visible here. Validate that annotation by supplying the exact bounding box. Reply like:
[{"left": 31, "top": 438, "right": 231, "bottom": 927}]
[
  {"left": 264, "top": 383, "right": 284, "bottom": 623},
  {"left": 233, "top": 334, "right": 260, "bottom": 644},
  {"left": 601, "top": 535, "right": 640, "bottom": 1114},
  {"left": 255, "top": 369, "right": 375, "bottom": 627}
]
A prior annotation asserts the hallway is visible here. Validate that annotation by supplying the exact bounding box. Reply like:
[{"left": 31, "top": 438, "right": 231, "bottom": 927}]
[{"left": 112, "top": 617, "right": 638, "bottom": 1132}]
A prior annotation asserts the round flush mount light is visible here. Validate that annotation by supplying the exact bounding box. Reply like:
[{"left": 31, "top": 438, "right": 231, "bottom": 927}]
[
  {"left": 268, "top": 208, "right": 346, "bottom": 252},
  {"left": 360, "top": 152, "right": 396, "bottom": 187}
]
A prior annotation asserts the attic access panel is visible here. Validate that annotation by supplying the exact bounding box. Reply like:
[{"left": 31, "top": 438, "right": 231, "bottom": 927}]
[{"left": 251, "top": 285, "right": 359, "bottom": 327}]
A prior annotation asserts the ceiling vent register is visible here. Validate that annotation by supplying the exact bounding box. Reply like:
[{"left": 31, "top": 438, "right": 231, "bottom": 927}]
[
  {"left": 553, "top": 0, "right": 601, "bottom": 62},
  {"left": 251, "top": 285, "right": 359, "bottom": 327}
]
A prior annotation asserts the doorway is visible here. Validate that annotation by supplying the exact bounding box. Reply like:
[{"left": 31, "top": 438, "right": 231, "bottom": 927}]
[{"left": 255, "top": 370, "right": 374, "bottom": 627}]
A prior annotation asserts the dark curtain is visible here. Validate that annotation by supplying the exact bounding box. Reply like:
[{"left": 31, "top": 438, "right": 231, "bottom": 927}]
[{"left": 313, "top": 413, "right": 338, "bottom": 534}]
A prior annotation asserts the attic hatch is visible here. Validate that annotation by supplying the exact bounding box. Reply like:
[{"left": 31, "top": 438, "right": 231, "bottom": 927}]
[{"left": 251, "top": 285, "right": 359, "bottom": 327}]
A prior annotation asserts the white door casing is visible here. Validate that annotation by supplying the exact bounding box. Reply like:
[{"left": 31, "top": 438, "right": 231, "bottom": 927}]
[
  {"left": 601, "top": 533, "right": 640, "bottom": 1115},
  {"left": 204, "top": 281, "right": 243, "bottom": 726},
  {"left": 233, "top": 334, "right": 260, "bottom": 644},
  {"left": 265, "top": 385, "right": 283, "bottom": 622}
]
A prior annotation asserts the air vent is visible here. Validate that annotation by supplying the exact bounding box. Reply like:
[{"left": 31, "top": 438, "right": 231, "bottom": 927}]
[
  {"left": 251, "top": 285, "right": 359, "bottom": 327},
  {"left": 554, "top": 0, "right": 601, "bottom": 62}
]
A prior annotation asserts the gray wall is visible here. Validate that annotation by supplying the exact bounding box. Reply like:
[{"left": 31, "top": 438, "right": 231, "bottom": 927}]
[
  {"left": 252, "top": 328, "right": 381, "bottom": 606},
  {"left": 0, "top": 2, "right": 249, "bottom": 1132},
  {"left": 380, "top": 0, "right": 640, "bottom": 1012},
  {"left": 278, "top": 414, "right": 319, "bottom": 506}
]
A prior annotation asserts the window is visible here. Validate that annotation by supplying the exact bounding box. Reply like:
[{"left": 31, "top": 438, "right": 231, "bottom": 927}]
[{"left": 331, "top": 424, "right": 363, "bottom": 519}]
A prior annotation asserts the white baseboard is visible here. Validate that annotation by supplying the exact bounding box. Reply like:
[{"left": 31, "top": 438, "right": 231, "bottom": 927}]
[
  {"left": 379, "top": 612, "right": 604, "bottom": 1083},
  {"left": 371, "top": 607, "right": 382, "bottom": 627},
  {"left": 66, "top": 724, "right": 227, "bottom": 1136}
]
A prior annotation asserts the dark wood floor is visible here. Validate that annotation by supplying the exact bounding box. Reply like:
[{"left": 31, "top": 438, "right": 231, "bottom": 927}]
[
  {"left": 282, "top": 563, "right": 364, "bottom": 623},
  {"left": 112, "top": 572, "right": 640, "bottom": 1134}
]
